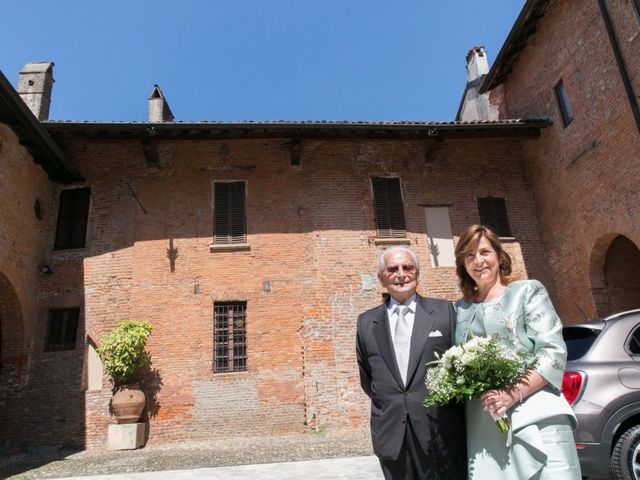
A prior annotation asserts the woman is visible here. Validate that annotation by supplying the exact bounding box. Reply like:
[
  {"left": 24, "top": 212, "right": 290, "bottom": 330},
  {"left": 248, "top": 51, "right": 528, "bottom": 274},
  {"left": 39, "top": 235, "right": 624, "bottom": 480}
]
[{"left": 454, "top": 225, "right": 581, "bottom": 479}]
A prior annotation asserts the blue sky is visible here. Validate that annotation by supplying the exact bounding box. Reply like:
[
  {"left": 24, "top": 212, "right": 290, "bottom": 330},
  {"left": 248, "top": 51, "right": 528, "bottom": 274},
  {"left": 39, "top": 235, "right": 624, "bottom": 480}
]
[{"left": 1, "top": 1, "right": 525, "bottom": 122}]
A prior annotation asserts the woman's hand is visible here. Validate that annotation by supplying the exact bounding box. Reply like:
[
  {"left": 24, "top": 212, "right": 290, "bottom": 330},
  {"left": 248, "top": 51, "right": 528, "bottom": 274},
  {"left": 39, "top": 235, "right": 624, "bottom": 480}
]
[
  {"left": 480, "top": 387, "right": 518, "bottom": 417},
  {"left": 481, "top": 370, "right": 549, "bottom": 417}
]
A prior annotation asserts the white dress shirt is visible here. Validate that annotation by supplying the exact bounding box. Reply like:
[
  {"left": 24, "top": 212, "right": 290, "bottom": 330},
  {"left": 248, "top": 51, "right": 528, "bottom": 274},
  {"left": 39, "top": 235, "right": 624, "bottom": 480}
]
[{"left": 386, "top": 294, "right": 417, "bottom": 343}]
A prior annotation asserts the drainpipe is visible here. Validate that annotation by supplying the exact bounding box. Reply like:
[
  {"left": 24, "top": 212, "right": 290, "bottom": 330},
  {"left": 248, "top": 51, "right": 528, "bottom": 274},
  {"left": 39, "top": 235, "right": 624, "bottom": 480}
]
[{"left": 597, "top": 0, "right": 640, "bottom": 134}]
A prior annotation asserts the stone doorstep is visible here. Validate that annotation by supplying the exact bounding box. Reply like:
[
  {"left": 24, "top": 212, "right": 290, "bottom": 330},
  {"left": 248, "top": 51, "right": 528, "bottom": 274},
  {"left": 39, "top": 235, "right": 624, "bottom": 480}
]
[{"left": 107, "top": 423, "right": 145, "bottom": 451}]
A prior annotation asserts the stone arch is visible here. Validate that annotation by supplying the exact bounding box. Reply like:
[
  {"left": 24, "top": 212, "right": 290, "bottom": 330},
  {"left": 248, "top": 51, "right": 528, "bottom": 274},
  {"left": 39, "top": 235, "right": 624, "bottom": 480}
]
[
  {"left": 590, "top": 234, "right": 640, "bottom": 318},
  {"left": 0, "top": 271, "right": 26, "bottom": 451}
]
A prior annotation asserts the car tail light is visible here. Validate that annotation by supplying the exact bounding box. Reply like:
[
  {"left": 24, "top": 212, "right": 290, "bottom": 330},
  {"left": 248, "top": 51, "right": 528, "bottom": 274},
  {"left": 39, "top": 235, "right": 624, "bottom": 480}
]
[{"left": 562, "top": 371, "right": 584, "bottom": 405}]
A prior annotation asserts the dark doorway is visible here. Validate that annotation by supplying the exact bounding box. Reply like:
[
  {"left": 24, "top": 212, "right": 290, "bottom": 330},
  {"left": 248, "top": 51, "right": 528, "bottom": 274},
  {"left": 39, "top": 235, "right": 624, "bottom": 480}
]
[{"left": 604, "top": 236, "right": 640, "bottom": 315}]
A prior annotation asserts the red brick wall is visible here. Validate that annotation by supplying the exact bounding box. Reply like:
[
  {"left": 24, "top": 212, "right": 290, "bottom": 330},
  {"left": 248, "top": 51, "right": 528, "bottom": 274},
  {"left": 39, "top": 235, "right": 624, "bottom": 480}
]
[
  {"left": 0, "top": 124, "right": 59, "bottom": 450},
  {"left": 23, "top": 134, "right": 551, "bottom": 448},
  {"left": 491, "top": 0, "right": 640, "bottom": 322}
]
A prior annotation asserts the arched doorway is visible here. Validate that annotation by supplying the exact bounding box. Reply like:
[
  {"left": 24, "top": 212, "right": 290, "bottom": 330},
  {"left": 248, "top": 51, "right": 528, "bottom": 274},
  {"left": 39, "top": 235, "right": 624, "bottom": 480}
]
[
  {"left": 0, "top": 272, "right": 26, "bottom": 452},
  {"left": 590, "top": 235, "right": 640, "bottom": 318}
]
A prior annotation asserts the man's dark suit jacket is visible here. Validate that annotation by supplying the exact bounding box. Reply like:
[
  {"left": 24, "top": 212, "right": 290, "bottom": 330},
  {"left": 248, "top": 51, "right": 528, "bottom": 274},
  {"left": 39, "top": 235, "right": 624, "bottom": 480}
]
[{"left": 356, "top": 294, "right": 466, "bottom": 478}]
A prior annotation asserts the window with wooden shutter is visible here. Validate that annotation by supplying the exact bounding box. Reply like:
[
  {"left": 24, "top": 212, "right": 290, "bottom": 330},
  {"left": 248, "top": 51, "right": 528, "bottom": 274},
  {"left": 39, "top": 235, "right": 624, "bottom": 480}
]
[
  {"left": 44, "top": 308, "right": 79, "bottom": 352},
  {"left": 371, "top": 177, "right": 406, "bottom": 238},
  {"left": 554, "top": 79, "right": 573, "bottom": 128},
  {"left": 477, "top": 197, "right": 512, "bottom": 237},
  {"left": 213, "top": 302, "right": 247, "bottom": 373},
  {"left": 213, "top": 181, "right": 246, "bottom": 244},
  {"left": 54, "top": 188, "right": 91, "bottom": 250}
]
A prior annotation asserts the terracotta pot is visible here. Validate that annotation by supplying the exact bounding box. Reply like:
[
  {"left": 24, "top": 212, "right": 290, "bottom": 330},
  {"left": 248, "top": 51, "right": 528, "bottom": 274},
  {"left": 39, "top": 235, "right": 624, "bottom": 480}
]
[{"left": 111, "top": 386, "right": 146, "bottom": 424}]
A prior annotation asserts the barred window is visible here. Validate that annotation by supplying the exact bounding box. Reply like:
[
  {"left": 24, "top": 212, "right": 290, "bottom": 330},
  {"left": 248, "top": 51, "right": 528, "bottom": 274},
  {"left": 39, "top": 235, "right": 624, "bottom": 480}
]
[
  {"left": 371, "top": 177, "right": 406, "bottom": 238},
  {"left": 213, "top": 182, "right": 246, "bottom": 244},
  {"left": 55, "top": 188, "right": 91, "bottom": 250},
  {"left": 478, "top": 197, "right": 512, "bottom": 237},
  {"left": 213, "top": 302, "right": 247, "bottom": 373},
  {"left": 45, "top": 308, "right": 79, "bottom": 352}
]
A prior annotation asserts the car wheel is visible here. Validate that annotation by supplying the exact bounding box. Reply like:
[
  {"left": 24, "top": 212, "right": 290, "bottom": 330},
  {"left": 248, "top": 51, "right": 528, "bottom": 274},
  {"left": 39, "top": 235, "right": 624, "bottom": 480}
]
[{"left": 611, "top": 425, "right": 640, "bottom": 480}]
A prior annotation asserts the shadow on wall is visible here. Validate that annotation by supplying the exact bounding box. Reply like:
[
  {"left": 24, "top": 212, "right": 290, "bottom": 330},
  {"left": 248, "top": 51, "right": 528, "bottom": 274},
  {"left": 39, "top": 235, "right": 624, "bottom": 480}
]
[
  {"left": 0, "top": 272, "right": 28, "bottom": 453},
  {"left": 133, "top": 365, "right": 162, "bottom": 446}
]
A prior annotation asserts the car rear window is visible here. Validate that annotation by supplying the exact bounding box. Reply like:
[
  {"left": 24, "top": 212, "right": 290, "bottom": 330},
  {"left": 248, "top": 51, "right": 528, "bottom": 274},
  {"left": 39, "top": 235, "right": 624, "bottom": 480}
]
[{"left": 563, "top": 327, "right": 600, "bottom": 360}]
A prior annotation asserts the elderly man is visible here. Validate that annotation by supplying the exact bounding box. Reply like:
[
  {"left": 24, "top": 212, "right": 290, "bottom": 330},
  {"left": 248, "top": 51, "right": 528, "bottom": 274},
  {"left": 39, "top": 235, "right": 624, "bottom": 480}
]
[{"left": 356, "top": 246, "right": 466, "bottom": 479}]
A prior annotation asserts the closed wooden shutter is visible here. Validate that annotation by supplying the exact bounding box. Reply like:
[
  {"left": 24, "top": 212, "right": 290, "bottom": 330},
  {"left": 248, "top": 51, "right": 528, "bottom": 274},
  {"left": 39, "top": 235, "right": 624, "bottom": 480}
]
[
  {"left": 478, "top": 197, "right": 512, "bottom": 237},
  {"left": 54, "top": 188, "right": 91, "bottom": 250},
  {"left": 372, "top": 177, "right": 406, "bottom": 238},
  {"left": 214, "top": 182, "right": 246, "bottom": 244}
]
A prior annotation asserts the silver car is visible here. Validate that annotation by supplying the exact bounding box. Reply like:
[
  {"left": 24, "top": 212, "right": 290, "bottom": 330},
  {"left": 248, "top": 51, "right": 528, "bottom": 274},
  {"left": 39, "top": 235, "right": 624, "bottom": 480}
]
[{"left": 562, "top": 308, "right": 640, "bottom": 480}]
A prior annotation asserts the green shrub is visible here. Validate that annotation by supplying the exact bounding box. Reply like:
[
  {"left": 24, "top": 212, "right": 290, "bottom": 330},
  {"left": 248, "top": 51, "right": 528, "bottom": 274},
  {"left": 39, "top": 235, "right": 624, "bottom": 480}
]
[{"left": 97, "top": 320, "right": 152, "bottom": 387}]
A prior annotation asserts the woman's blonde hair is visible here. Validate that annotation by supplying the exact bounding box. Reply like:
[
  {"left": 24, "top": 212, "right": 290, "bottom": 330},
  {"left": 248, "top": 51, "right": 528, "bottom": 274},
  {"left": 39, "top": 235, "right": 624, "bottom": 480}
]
[{"left": 454, "top": 224, "right": 513, "bottom": 300}]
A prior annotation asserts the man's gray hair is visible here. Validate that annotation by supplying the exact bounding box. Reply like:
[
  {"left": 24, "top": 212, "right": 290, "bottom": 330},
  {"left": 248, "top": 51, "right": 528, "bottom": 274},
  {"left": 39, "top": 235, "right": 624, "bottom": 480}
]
[{"left": 377, "top": 246, "right": 420, "bottom": 274}]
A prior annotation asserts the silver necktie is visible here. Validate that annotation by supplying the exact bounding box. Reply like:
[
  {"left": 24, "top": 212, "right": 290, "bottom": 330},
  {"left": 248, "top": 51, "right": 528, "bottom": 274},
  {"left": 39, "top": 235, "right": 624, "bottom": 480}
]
[{"left": 394, "top": 305, "right": 410, "bottom": 385}]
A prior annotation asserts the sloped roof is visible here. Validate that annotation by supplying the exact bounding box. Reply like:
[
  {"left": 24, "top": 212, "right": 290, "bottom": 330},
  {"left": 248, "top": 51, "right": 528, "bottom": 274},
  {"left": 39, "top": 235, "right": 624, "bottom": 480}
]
[
  {"left": 480, "top": 0, "right": 552, "bottom": 93},
  {"left": 0, "top": 69, "right": 80, "bottom": 183}
]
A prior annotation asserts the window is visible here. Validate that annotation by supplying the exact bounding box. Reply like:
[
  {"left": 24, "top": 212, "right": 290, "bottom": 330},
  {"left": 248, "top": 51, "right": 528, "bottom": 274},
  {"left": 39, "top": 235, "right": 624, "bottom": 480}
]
[
  {"left": 54, "top": 188, "right": 90, "bottom": 250},
  {"left": 371, "top": 177, "right": 406, "bottom": 238},
  {"left": 554, "top": 80, "right": 573, "bottom": 127},
  {"left": 477, "top": 197, "right": 512, "bottom": 237},
  {"left": 563, "top": 327, "right": 600, "bottom": 360},
  {"left": 627, "top": 325, "right": 640, "bottom": 355},
  {"left": 213, "top": 182, "right": 246, "bottom": 245},
  {"left": 213, "top": 302, "right": 247, "bottom": 373},
  {"left": 45, "top": 308, "right": 79, "bottom": 352}
]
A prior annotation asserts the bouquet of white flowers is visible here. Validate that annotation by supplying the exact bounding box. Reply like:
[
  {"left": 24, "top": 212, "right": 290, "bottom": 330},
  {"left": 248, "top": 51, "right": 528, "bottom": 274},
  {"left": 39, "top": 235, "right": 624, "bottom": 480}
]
[{"left": 423, "top": 334, "right": 537, "bottom": 432}]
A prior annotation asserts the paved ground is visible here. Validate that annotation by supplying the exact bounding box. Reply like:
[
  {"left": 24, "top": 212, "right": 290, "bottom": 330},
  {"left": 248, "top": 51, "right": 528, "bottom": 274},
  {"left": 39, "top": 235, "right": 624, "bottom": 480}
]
[
  {"left": 47, "top": 456, "right": 383, "bottom": 480},
  {"left": 0, "top": 429, "right": 379, "bottom": 480}
]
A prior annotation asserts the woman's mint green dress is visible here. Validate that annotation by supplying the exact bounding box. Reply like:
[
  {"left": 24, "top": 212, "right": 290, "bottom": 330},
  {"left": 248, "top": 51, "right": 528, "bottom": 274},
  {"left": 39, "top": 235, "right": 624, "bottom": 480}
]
[{"left": 455, "top": 280, "right": 581, "bottom": 479}]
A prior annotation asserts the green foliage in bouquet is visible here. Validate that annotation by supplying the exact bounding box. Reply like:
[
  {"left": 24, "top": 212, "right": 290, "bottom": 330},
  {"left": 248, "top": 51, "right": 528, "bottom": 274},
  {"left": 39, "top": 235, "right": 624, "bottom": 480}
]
[
  {"left": 97, "top": 320, "right": 153, "bottom": 387},
  {"left": 424, "top": 334, "right": 537, "bottom": 407}
]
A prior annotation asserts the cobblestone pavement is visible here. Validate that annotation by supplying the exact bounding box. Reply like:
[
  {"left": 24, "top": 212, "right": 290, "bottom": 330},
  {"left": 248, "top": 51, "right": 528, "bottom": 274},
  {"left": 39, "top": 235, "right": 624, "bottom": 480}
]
[
  {"left": 45, "top": 456, "right": 383, "bottom": 480},
  {"left": 0, "top": 429, "right": 376, "bottom": 480}
]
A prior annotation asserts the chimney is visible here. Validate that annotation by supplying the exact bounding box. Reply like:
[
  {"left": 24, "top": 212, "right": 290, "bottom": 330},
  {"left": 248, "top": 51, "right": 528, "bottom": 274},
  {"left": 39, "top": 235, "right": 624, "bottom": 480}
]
[
  {"left": 17, "top": 62, "right": 54, "bottom": 120},
  {"left": 466, "top": 46, "right": 489, "bottom": 82},
  {"left": 456, "top": 46, "right": 498, "bottom": 122},
  {"left": 148, "top": 85, "right": 174, "bottom": 122}
]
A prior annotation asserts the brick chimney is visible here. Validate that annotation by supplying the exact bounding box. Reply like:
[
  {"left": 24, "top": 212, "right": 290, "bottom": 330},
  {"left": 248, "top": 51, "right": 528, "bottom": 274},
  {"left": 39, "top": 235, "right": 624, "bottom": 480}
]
[
  {"left": 148, "top": 85, "right": 174, "bottom": 122},
  {"left": 456, "top": 46, "right": 498, "bottom": 121},
  {"left": 17, "top": 62, "right": 54, "bottom": 120}
]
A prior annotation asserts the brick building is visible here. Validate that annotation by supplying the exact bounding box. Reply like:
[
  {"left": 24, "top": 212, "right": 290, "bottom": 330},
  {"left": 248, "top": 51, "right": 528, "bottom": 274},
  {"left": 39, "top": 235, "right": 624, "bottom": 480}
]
[
  {"left": 0, "top": 0, "right": 638, "bottom": 452},
  {"left": 481, "top": 0, "right": 640, "bottom": 322}
]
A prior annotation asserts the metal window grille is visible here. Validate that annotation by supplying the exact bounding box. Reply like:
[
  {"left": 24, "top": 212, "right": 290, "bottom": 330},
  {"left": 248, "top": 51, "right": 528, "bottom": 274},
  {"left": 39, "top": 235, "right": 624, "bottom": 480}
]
[
  {"left": 54, "top": 188, "right": 91, "bottom": 250},
  {"left": 371, "top": 177, "right": 406, "bottom": 238},
  {"left": 213, "top": 182, "right": 247, "bottom": 244},
  {"left": 213, "top": 302, "right": 247, "bottom": 373},
  {"left": 478, "top": 197, "right": 512, "bottom": 237},
  {"left": 44, "top": 308, "right": 80, "bottom": 352}
]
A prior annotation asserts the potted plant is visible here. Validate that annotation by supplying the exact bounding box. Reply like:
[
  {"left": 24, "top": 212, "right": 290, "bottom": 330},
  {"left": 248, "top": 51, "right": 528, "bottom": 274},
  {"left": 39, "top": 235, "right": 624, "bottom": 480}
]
[{"left": 97, "top": 320, "right": 153, "bottom": 424}]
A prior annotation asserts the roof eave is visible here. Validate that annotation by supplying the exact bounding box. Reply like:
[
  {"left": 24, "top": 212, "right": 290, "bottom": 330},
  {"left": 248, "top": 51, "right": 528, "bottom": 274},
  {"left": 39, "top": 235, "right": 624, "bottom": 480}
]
[
  {"left": 479, "top": 0, "right": 553, "bottom": 94},
  {"left": 43, "top": 119, "right": 551, "bottom": 141},
  {"left": 0, "top": 69, "right": 82, "bottom": 183}
]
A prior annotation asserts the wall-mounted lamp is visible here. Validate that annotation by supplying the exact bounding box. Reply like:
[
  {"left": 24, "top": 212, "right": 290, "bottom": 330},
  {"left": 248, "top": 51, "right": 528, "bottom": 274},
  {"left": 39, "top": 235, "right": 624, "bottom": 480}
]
[
  {"left": 39, "top": 265, "right": 53, "bottom": 274},
  {"left": 262, "top": 281, "right": 271, "bottom": 293}
]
